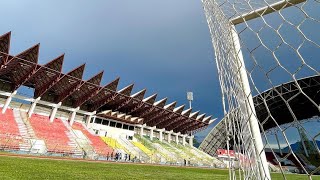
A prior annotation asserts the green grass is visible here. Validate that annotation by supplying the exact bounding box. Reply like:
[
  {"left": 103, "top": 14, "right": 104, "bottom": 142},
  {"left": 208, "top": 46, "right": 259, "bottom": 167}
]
[{"left": 0, "top": 155, "right": 319, "bottom": 180}]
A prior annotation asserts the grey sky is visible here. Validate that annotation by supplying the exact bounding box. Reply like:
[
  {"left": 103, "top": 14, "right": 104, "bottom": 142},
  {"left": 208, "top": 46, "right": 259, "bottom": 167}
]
[{"left": 0, "top": 0, "right": 222, "bottom": 139}]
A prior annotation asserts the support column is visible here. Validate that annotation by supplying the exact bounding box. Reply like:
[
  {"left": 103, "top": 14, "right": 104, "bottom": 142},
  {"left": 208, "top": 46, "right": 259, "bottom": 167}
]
[
  {"left": 28, "top": 97, "right": 41, "bottom": 118},
  {"left": 175, "top": 133, "right": 180, "bottom": 145},
  {"left": 231, "top": 26, "right": 270, "bottom": 179},
  {"left": 189, "top": 135, "right": 194, "bottom": 146},
  {"left": 69, "top": 107, "right": 80, "bottom": 126},
  {"left": 150, "top": 126, "right": 155, "bottom": 141},
  {"left": 2, "top": 90, "right": 17, "bottom": 114},
  {"left": 168, "top": 130, "right": 173, "bottom": 143},
  {"left": 50, "top": 102, "right": 61, "bottom": 123},
  {"left": 182, "top": 135, "right": 186, "bottom": 146},
  {"left": 140, "top": 124, "right": 145, "bottom": 137},
  {"left": 159, "top": 128, "right": 165, "bottom": 142}
]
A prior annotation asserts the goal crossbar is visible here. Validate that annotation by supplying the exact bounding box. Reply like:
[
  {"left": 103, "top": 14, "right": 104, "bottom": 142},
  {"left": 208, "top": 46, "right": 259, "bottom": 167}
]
[{"left": 231, "top": 0, "right": 306, "bottom": 25}]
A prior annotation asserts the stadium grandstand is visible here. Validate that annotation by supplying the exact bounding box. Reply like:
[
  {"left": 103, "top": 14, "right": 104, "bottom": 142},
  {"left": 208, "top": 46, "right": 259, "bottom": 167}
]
[
  {"left": 0, "top": 32, "right": 222, "bottom": 167},
  {"left": 199, "top": 75, "right": 320, "bottom": 173}
]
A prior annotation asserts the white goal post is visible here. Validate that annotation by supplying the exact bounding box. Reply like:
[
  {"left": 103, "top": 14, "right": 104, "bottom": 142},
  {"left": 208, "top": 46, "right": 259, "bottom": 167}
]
[{"left": 202, "top": 0, "right": 319, "bottom": 179}]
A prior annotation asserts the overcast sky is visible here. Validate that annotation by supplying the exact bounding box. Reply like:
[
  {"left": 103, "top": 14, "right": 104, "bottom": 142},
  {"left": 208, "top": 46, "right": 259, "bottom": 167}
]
[{"left": 0, "top": 0, "right": 222, "bottom": 139}]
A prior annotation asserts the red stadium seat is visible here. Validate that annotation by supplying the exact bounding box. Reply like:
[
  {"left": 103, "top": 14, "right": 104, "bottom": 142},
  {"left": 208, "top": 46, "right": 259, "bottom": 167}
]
[
  {"left": 29, "top": 114, "right": 73, "bottom": 154},
  {"left": 0, "top": 108, "right": 22, "bottom": 150},
  {"left": 72, "top": 122, "right": 113, "bottom": 156}
]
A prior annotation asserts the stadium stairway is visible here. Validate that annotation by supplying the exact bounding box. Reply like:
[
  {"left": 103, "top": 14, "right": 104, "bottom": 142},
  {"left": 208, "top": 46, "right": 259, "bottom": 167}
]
[
  {"left": 158, "top": 141, "right": 189, "bottom": 161},
  {"left": 132, "top": 135, "right": 169, "bottom": 163},
  {"left": 18, "top": 110, "right": 37, "bottom": 139},
  {"left": 0, "top": 108, "right": 22, "bottom": 150},
  {"left": 131, "top": 141, "right": 152, "bottom": 157},
  {"left": 117, "top": 135, "right": 150, "bottom": 163},
  {"left": 101, "top": 136, "right": 129, "bottom": 154},
  {"left": 60, "top": 119, "right": 85, "bottom": 157},
  {"left": 72, "top": 122, "right": 113, "bottom": 157},
  {"left": 12, "top": 109, "right": 33, "bottom": 152},
  {"left": 72, "top": 129, "right": 96, "bottom": 158},
  {"left": 18, "top": 110, "right": 50, "bottom": 154},
  {"left": 29, "top": 114, "right": 78, "bottom": 155},
  {"left": 132, "top": 140, "right": 165, "bottom": 163},
  {"left": 152, "top": 143, "right": 178, "bottom": 163}
]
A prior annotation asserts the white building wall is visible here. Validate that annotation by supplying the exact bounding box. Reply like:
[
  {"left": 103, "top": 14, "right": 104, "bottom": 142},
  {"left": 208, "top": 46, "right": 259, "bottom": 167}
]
[{"left": 91, "top": 123, "right": 134, "bottom": 138}]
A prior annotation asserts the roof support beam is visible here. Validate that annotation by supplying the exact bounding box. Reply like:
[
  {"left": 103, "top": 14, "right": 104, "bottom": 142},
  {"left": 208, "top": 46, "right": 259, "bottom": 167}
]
[
  {"left": 114, "top": 97, "right": 133, "bottom": 111},
  {"left": 136, "top": 106, "right": 157, "bottom": 118},
  {"left": 34, "top": 55, "right": 65, "bottom": 98},
  {"left": 1, "top": 90, "right": 16, "bottom": 114},
  {"left": 35, "top": 72, "right": 62, "bottom": 98},
  {"left": 68, "top": 71, "right": 104, "bottom": 108},
  {"left": 144, "top": 109, "right": 167, "bottom": 124},
  {"left": 126, "top": 102, "right": 145, "bottom": 114},
  {"left": 73, "top": 86, "right": 101, "bottom": 108},
  {"left": 56, "top": 81, "right": 84, "bottom": 103},
  {"left": 173, "top": 119, "right": 195, "bottom": 132},
  {"left": 0, "top": 32, "right": 11, "bottom": 67},
  {"left": 178, "top": 121, "right": 200, "bottom": 133},
  {"left": 89, "top": 92, "right": 118, "bottom": 112},
  {"left": 12, "top": 65, "right": 41, "bottom": 92},
  {"left": 39, "top": 64, "right": 85, "bottom": 100},
  {"left": 82, "top": 77, "right": 120, "bottom": 111},
  {"left": 162, "top": 116, "right": 184, "bottom": 131},
  {"left": 69, "top": 107, "right": 80, "bottom": 126},
  {"left": 28, "top": 97, "right": 41, "bottom": 117},
  {"left": 49, "top": 102, "right": 62, "bottom": 123},
  {"left": 152, "top": 113, "right": 179, "bottom": 127}
]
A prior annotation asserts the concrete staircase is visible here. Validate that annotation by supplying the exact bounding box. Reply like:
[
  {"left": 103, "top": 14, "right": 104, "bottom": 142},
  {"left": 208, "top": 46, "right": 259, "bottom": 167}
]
[
  {"left": 13, "top": 109, "right": 33, "bottom": 152},
  {"left": 118, "top": 136, "right": 150, "bottom": 163},
  {"left": 73, "top": 129, "right": 97, "bottom": 159},
  {"left": 60, "top": 119, "right": 85, "bottom": 157}
]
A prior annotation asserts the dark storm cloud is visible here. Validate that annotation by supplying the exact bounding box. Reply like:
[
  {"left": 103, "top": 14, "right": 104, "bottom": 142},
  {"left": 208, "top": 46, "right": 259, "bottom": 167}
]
[{"left": 0, "top": 0, "right": 223, "bottom": 139}]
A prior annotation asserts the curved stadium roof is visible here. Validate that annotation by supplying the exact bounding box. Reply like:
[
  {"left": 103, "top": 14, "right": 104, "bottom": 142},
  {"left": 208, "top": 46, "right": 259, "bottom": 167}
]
[
  {"left": 254, "top": 75, "right": 320, "bottom": 130},
  {"left": 199, "top": 75, "right": 320, "bottom": 156}
]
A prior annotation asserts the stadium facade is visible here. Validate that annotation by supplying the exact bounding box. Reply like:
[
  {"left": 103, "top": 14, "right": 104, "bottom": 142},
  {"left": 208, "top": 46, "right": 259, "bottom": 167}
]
[{"left": 0, "top": 32, "right": 220, "bottom": 166}]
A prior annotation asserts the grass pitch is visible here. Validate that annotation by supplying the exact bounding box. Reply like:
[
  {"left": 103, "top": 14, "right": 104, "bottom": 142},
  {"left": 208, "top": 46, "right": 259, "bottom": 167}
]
[{"left": 0, "top": 155, "right": 318, "bottom": 180}]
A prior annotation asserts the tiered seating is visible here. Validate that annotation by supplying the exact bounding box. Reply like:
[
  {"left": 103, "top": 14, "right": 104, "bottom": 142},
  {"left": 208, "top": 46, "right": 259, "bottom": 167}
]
[
  {"left": 134, "top": 135, "right": 222, "bottom": 166},
  {"left": 153, "top": 143, "right": 178, "bottom": 162},
  {"left": 134, "top": 135, "right": 183, "bottom": 163},
  {"left": 29, "top": 114, "right": 72, "bottom": 154},
  {"left": 190, "top": 148, "right": 220, "bottom": 164},
  {"left": 72, "top": 122, "right": 113, "bottom": 156},
  {"left": 116, "top": 136, "right": 149, "bottom": 161},
  {"left": 101, "top": 137, "right": 128, "bottom": 153},
  {"left": 132, "top": 141, "right": 153, "bottom": 157},
  {"left": 0, "top": 108, "right": 22, "bottom": 150}
]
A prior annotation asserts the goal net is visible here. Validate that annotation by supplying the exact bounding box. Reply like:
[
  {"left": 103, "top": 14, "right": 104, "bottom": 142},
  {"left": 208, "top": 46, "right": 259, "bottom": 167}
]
[{"left": 202, "top": 0, "right": 319, "bottom": 179}]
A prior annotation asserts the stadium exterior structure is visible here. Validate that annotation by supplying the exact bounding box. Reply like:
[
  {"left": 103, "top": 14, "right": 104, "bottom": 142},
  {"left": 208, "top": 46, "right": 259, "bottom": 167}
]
[
  {"left": 0, "top": 32, "right": 215, "bottom": 146},
  {"left": 199, "top": 75, "right": 320, "bottom": 156}
]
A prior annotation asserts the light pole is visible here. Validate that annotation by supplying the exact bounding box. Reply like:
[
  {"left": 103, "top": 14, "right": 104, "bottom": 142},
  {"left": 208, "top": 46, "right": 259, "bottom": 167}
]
[{"left": 187, "top": 92, "right": 193, "bottom": 109}]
